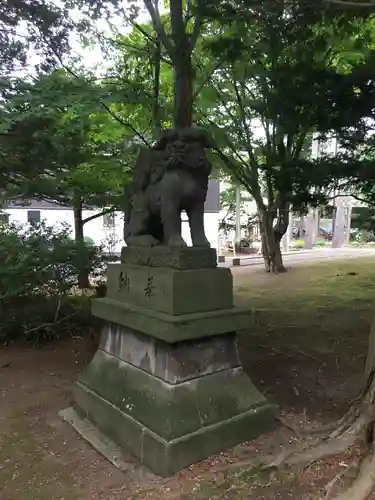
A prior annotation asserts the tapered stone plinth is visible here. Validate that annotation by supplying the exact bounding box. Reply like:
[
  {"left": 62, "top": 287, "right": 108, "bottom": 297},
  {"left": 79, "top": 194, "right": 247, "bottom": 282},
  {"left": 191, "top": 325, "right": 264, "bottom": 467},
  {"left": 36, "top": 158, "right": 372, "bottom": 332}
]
[{"left": 70, "top": 247, "right": 275, "bottom": 477}]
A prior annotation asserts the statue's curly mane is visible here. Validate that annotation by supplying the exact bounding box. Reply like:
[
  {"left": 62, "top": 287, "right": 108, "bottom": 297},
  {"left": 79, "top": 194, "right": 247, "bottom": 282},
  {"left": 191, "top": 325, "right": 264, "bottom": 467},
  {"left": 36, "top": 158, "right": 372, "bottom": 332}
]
[
  {"left": 131, "top": 147, "right": 165, "bottom": 192},
  {"left": 132, "top": 136, "right": 211, "bottom": 196}
]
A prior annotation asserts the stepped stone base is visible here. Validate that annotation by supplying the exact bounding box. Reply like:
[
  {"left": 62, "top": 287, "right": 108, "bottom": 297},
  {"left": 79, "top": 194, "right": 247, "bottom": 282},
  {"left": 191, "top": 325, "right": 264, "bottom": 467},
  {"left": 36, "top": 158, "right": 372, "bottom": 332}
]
[
  {"left": 92, "top": 297, "right": 250, "bottom": 343},
  {"left": 74, "top": 324, "right": 275, "bottom": 477}
]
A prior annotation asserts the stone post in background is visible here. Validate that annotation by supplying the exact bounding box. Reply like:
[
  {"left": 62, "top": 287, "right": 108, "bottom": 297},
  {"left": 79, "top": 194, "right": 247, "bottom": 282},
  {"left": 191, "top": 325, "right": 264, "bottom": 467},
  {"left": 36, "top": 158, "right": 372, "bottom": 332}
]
[
  {"left": 332, "top": 196, "right": 352, "bottom": 248},
  {"left": 281, "top": 210, "right": 293, "bottom": 253},
  {"left": 304, "top": 208, "right": 319, "bottom": 249}
]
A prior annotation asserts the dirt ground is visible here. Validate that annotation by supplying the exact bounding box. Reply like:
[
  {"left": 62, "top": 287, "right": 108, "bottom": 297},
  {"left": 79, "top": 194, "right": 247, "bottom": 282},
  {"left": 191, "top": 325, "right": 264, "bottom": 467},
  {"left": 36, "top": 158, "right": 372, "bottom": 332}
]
[{"left": 1, "top": 257, "right": 375, "bottom": 500}]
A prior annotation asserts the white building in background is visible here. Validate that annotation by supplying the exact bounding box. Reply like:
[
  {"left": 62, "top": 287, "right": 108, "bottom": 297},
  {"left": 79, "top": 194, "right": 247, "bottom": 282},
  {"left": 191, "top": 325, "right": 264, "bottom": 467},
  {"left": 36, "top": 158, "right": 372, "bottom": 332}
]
[
  {"left": 3, "top": 180, "right": 221, "bottom": 253},
  {"left": 4, "top": 199, "right": 125, "bottom": 254}
]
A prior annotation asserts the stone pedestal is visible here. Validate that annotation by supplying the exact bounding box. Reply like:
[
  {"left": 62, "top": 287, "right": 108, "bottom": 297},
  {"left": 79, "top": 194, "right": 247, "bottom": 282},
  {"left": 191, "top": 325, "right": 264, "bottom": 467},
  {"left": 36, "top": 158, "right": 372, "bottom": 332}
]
[{"left": 72, "top": 246, "right": 275, "bottom": 477}]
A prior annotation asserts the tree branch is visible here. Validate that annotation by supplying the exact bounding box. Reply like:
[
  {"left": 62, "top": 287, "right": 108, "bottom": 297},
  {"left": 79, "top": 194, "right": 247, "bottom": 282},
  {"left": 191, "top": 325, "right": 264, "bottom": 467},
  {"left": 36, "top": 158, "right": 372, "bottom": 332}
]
[
  {"left": 82, "top": 206, "right": 116, "bottom": 225},
  {"left": 23, "top": 310, "right": 80, "bottom": 336},
  {"left": 96, "top": 32, "right": 172, "bottom": 66},
  {"left": 324, "top": 0, "right": 375, "bottom": 6},
  {"left": 214, "top": 147, "right": 253, "bottom": 193},
  {"left": 118, "top": 7, "right": 159, "bottom": 46},
  {"left": 184, "top": 0, "right": 193, "bottom": 25},
  {"left": 144, "top": 0, "right": 174, "bottom": 56},
  {"left": 208, "top": 80, "right": 251, "bottom": 153},
  {"left": 98, "top": 99, "right": 151, "bottom": 147},
  {"left": 342, "top": 192, "right": 375, "bottom": 206},
  {"left": 30, "top": 31, "right": 152, "bottom": 148},
  {"left": 231, "top": 73, "right": 258, "bottom": 168},
  {"left": 274, "top": 122, "right": 287, "bottom": 162},
  {"left": 211, "top": 133, "right": 265, "bottom": 210},
  {"left": 292, "top": 132, "right": 308, "bottom": 159},
  {"left": 190, "top": 0, "right": 204, "bottom": 50},
  {"left": 207, "top": 119, "right": 250, "bottom": 171},
  {"left": 192, "top": 58, "right": 225, "bottom": 101},
  {"left": 265, "top": 170, "right": 275, "bottom": 207},
  {"left": 260, "top": 115, "right": 273, "bottom": 155}
]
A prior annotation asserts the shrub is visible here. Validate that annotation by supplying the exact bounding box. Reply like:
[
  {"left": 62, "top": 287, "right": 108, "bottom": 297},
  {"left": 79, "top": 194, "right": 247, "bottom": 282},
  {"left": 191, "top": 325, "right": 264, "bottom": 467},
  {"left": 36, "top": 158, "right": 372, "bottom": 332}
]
[
  {"left": 0, "top": 221, "right": 105, "bottom": 300},
  {"left": 0, "top": 294, "right": 99, "bottom": 345},
  {"left": 84, "top": 235, "right": 95, "bottom": 246},
  {"left": 315, "top": 238, "right": 329, "bottom": 247},
  {"left": 0, "top": 221, "right": 105, "bottom": 344},
  {"left": 360, "top": 231, "right": 375, "bottom": 243}
]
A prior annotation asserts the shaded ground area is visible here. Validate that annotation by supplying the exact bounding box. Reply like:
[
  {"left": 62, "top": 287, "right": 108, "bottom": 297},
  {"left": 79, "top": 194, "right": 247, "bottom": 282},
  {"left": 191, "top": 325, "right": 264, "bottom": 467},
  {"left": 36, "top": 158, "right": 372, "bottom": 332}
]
[
  {"left": 236, "top": 259, "right": 373, "bottom": 420},
  {"left": 1, "top": 257, "right": 375, "bottom": 499}
]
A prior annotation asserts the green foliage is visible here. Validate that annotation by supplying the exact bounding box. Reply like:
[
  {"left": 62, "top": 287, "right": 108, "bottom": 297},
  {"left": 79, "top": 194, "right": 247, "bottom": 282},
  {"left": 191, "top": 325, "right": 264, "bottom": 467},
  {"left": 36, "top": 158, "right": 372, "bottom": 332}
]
[
  {"left": 197, "top": 5, "right": 375, "bottom": 214},
  {"left": 315, "top": 238, "right": 330, "bottom": 247},
  {"left": 219, "top": 184, "right": 253, "bottom": 233},
  {"left": 351, "top": 207, "right": 375, "bottom": 241},
  {"left": 0, "top": 70, "right": 130, "bottom": 208},
  {"left": 84, "top": 236, "right": 95, "bottom": 246},
  {"left": 0, "top": 221, "right": 104, "bottom": 343},
  {"left": 0, "top": 221, "right": 104, "bottom": 300},
  {"left": 0, "top": 0, "right": 73, "bottom": 75},
  {"left": 107, "top": 23, "right": 174, "bottom": 137}
]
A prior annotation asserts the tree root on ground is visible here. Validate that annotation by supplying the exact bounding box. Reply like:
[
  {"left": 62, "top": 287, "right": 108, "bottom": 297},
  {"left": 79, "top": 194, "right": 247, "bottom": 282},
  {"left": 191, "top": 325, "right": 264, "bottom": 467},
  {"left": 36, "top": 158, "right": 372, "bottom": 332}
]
[
  {"left": 324, "top": 461, "right": 355, "bottom": 499},
  {"left": 264, "top": 373, "right": 375, "bottom": 500},
  {"left": 330, "top": 447, "right": 375, "bottom": 500}
]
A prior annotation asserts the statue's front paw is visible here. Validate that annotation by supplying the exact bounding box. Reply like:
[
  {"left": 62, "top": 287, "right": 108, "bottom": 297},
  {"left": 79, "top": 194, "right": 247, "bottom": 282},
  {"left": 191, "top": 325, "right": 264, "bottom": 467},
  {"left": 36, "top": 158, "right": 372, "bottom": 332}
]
[
  {"left": 166, "top": 235, "right": 188, "bottom": 247},
  {"left": 192, "top": 235, "right": 211, "bottom": 247}
]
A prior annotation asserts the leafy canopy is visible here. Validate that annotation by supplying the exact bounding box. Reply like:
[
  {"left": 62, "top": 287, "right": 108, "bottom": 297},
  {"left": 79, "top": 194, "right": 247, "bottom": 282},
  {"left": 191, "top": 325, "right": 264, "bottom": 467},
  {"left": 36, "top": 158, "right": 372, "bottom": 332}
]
[{"left": 0, "top": 69, "right": 131, "bottom": 209}]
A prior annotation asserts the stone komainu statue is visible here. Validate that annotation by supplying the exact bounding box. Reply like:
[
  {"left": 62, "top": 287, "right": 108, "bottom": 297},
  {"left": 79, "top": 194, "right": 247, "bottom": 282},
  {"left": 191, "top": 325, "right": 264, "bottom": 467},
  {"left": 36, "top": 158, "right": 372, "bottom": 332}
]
[{"left": 124, "top": 128, "right": 213, "bottom": 248}]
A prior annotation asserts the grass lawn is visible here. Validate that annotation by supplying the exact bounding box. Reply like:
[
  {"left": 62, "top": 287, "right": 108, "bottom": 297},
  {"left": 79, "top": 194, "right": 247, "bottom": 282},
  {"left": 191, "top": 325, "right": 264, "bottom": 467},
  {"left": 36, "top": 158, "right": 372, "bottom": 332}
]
[{"left": 1, "top": 257, "right": 375, "bottom": 500}]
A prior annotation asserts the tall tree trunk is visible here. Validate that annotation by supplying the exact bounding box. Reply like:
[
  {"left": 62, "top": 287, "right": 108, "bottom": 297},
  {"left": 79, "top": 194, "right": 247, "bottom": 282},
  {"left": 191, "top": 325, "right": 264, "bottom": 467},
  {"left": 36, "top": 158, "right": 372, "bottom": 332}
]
[
  {"left": 73, "top": 199, "right": 90, "bottom": 289},
  {"left": 152, "top": 39, "right": 162, "bottom": 136},
  {"left": 170, "top": 0, "right": 193, "bottom": 129},
  {"left": 145, "top": 0, "right": 197, "bottom": 130},
  {"left": 258, "top": 209, "right": 287, "bottom": 273},
  {"left": 172, "top": 47, "right": 193, "bottom": 129}
]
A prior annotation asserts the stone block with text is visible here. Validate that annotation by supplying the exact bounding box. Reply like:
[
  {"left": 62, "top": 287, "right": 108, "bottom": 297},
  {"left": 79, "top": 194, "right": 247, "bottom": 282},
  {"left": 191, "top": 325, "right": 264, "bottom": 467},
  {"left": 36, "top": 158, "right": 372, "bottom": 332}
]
[{"left": 70, "top": 246, "right": 275, "bottom": 477}]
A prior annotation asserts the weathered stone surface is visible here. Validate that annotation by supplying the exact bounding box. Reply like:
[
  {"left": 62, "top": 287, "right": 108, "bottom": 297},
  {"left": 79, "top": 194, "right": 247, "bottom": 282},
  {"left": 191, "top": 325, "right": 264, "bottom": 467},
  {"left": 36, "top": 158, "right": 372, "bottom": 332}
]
[
  {"left": 59, "top": 407, "right": 156, "bottom": 479},
  {"left": 100, "top": 323, "right": 240, "bottom": 384},
  {"left": 121, "top": 246, "right": 217, "bottom": 269},
  {"left": 77, "top": 349, "right": 269, "bottom": 441},
  {"left": 74, "top": 380, "right": 275, "bottom": 477},
  {"left": 106, "top": 264, "right": 233, "bottom": 315},
  {"left": 124, "top": 128, "right": 213, "bottom": 248},
  {"left": 74, "top": 381, "right": 144, "bottom": 453},
  {"left": 92, "top": 297, "right": 250, "bottom": 343}
]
